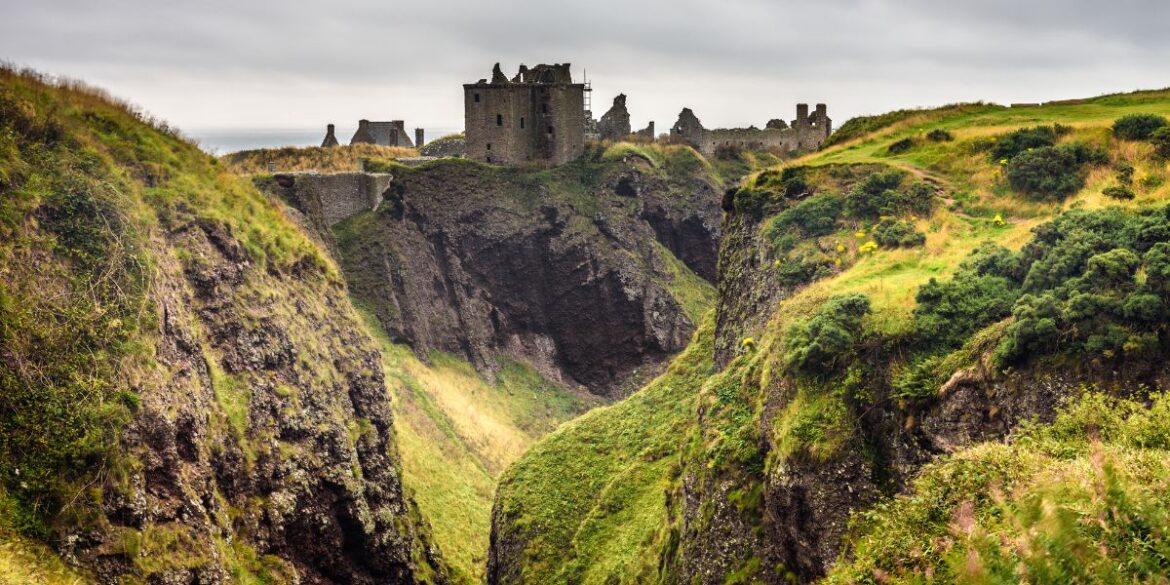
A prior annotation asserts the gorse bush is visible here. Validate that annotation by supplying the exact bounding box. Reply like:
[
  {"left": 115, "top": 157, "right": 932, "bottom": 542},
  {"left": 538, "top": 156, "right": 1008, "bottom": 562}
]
[
  {"left": 1112, "top": 113, "right": 1168, "bottom": 141},
  {"left": 907, "top": 205, "right": 1170, "bottom": 368},
  {"left": 870, "top": 217, "right": 925, "bottom": 247},
  {"left": 1005, "top": 144, "right": 1104, "bottom": 201},
  {"left": 1103, "top": 185, "right": 1136, "bottom": 200},
  {"left": 886, "top": 137, "right": 915, "bottom": 155},
  {"left": 988, "top": 124, "right": 1071, "bottom": 162},
  {"left": 1151, "top": 127, "right": 1170, "bottom": 160},
  {"left": 844, "top": 171, "right": 934, "bottom": 218},
  {"left": 767, "top": 193, "right": 844, "bottom": 251},
  {"left": 925, "top": 128, "right": 954, "bottom": 142},
  {"left": 783, "top": 294, "right": 871, "bottom": 377},
  {"left": 913, "top": 242, "right": 1021, "bottom": 350}
]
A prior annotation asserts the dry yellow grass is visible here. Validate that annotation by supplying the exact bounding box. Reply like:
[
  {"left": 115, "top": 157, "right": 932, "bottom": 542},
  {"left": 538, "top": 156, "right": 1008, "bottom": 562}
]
[
  {"left": 220, "top": 144, "right": 418, "bottom": 174},
  {"left": 0, "top": 537, "right": 89, "bottom": 584}
]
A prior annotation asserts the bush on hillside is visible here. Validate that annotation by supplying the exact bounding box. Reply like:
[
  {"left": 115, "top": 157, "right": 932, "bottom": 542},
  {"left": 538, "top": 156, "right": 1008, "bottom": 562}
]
[
  {"left": 767, "top": 193, "right": 845, "bottom": 251},
  {"left": 1005, "top": 144, "right": 1101, "bottom": 201},
  {"left": 845, "top": 174, "right": 934, "bottom": 218},
  {"left": 926, "top": 129, "right": 954, "bottom": 142},
  {"left": 1112, "top": 113, "right": 1168, "bottom": 140},
  {"left": 871, "top": 217, "right": 925, "bottom": 247},
  {"left": 1151, "top": 127, "right": 1170, "bottom": 160},
  {"left": 913, "top": 243, "right": 1021, "bottom": 349},
  {"left": 783, "top": 294, "right": 871, "bottom": 376},
  {"left": 886, "top": 137, "right": 915, "bottom": 155},
  {"left": 1103, "top": 185, "right": 1136, "bottom": 200},
  {"left": 988, "top": 125, "right": 1071, "bottom": 163}
]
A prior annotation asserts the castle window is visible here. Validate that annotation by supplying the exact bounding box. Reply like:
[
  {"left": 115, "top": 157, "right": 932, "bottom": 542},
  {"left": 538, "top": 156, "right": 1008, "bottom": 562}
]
[
  {"left": 487, "top": 143, "right": 492, "bottom": 151},
  {"left": 520, "top": 117, "right": 525, "bottom": 129},
  {"left": 474, "top": 93, "right": 480, "bottom": 103},
  {"left": 548, "top": 126, "right": 554, "bottom": 134},
  {"left": 542, "top": 104, "right": 548, "bottom": 114},
  {"left": 497, "top": 114, "right": 503, "bottom": 126}
]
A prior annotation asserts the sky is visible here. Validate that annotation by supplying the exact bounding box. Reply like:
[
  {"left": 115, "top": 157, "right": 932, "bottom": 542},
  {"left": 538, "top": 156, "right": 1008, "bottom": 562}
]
[{"left": 3, "top": 0, "right": 1169, "bottom": 150}]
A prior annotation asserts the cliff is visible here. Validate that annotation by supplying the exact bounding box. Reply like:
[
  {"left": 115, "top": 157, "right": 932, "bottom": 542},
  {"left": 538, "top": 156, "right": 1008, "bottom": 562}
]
[
  {"left": 0, "top": 68, "right": 442, "bottom": 583},
  {"left": 266, "top": 144, "right": 729, "bottom": 399}
]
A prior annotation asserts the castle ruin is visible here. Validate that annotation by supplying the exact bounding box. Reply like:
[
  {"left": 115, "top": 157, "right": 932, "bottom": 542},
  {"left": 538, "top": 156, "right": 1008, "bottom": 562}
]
[
  {"left": 670, "top": 104, "right": 831, "bottom": 156},
  {"left": 463, "top": 63, "right": 587, "bottom": 165},
  {"left": 319, "top": 120, "right": 422, "bottom": 148}
]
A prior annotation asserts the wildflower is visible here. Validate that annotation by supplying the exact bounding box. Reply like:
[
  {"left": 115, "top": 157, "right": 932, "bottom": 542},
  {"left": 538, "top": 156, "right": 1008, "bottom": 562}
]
[
  {"left": 993, "top": 213, "right": 1006, "bottom": 226},
  {"left": 999, "top": 158, "right": 1009, "bottom": 166},
  {"left": 741, "top": 337, "right": 756, "bottom": 351},
  {"left": 836, "top": 244, "right": 846, "bottom": 253},
  {"left": 860, "top": 241, "right": 879, "bottom": 254}
]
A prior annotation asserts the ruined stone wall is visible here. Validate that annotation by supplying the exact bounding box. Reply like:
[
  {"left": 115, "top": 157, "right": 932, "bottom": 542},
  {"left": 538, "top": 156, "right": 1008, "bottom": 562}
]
[
  {"left": 673, "top": 104, "right": 832, "bottom": 156},
  {"left": 273, "top": 172, "right": 392, "bottom": 226},
  {"left": 701, "top": 128, "right": 798, "bottom": 155}
]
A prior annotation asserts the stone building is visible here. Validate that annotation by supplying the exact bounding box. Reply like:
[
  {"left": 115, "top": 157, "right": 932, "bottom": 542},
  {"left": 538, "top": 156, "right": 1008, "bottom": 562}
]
[
  {"left": 598, "top": 94, "right": 631, "bottom": 141},
  {"left": 350, "top": 120, "right": 415, "bottom": 147},
  {"left": 321, "top": 124, "right": 339, "bottom": 147},
  {"left": 670, "top": 104, "right": 831, "bottom": 156},
  {"left": 463, "top": 63, "right": 587, "bottom": 165}
]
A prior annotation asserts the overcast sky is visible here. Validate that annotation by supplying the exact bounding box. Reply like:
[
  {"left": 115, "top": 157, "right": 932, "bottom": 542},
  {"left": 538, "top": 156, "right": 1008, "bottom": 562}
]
[{"left": 4, "top": 0, "right": 1169, "bottom": 142}]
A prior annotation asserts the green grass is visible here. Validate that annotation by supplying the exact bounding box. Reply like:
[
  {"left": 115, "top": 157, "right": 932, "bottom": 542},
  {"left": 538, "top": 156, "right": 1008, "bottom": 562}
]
[
  {"left": 654, "top": 240, "right": 717, "bottom": 324},
  {"left": 492, "top": 312, "right": 716, "bottom": 583},
  {"left": 825, "top": 391, "right": 1170, "bottom": 584},
  {"left": 356, "top": 308, "right": 598, "bottom": 583}
]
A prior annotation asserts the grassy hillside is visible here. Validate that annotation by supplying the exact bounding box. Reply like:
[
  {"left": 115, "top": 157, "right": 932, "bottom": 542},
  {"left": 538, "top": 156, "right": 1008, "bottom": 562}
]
[
  {"left": 0, "top": 66, "right": 444, "bottom": 582},
  {"left": 357, "top": 309, "right": 600, "bottom": 583},
  {"left": 221, "top": 143, "right": 417, "bottom": 174},
  {"left": 491, "top": 313, "right": 715, "bottom": 583},
  {"left": 826, "top": 391, "right": 1170, "bottom": 584},
  {"left": 496, "top": 87, "right": 1170, "bottom": 583}
]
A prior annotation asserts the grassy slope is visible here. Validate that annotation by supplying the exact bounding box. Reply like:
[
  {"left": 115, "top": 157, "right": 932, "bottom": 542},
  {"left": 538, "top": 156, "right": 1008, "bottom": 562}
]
[
  {"left": 493, "top": 313, "right": 716, "bottom": 583},
  {"left": 497, "top": 88, "right": 1170, "bottom": 583},
  {"left": 221, "top": 143, "right": 417, "bottom": 173},
  {"left": 781, "top": 90, "right": 1170, "bottom": 333},
  {"left": 826, "top": 391, "right": 1170, "bottom": 584},
  {"left": 0, "top": 68, "right": 441, "bottom": 582},
  {"left": 358, "top": 309, "right": 600, "bottom": 583}
]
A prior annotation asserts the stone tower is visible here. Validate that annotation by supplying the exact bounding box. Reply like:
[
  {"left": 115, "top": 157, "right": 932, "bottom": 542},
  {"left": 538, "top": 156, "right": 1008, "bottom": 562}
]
[{"left": 463, "top": 63, "right": 586, "bottom": 165}]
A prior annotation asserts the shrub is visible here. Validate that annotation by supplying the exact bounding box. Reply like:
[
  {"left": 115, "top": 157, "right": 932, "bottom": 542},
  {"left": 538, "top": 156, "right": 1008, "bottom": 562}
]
[
  {"left": 871, "top": 218, "right": 925, "bottom": 247},
  {"left": 767, "top": 193, "right": 844, "bottom": 251},
  {"left": 1115, "top": 163, "right": 1135, "bottom": 185},
  {"left": 783, "top": 294, "right": 871, "bottom": 376},
  {"left": 1005, "top": 144, "right": 1092, "bottom": 201},
  {"left": 925, "top": 129, "right": 954, "bottom": 142},
  {"left": 988, "top": 125, "right": 1070, "bottom": 162},
  {"left": 1150, "top": 127, "right": 1170, "bottom": 160},
  {"left": 845, "top": 176, "right": 935, "bottom": 219},
  {"left": 913, "top": 243, "right": 1021, "bottom": 349},
  {"left": 1103, "top": 185, "right": 1136, "bottom": 200},
  {"left": 1112, "top": 113, "right": 1168, "bottom": 140},
  {"left": 886, "top": 137, "right": 915, "bottom": 155}
]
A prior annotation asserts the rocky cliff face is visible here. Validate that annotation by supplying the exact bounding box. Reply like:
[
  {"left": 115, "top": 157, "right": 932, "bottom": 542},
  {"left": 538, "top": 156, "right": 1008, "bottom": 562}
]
[
  {"left": 678, "top": 194, "right": 1170, "bottom": 584},
  {"left": 0, "top": 69, "right": 442, "bottom": 584},
  {"left": 271, "top": 149, "right": 724, "bottom": 399}
]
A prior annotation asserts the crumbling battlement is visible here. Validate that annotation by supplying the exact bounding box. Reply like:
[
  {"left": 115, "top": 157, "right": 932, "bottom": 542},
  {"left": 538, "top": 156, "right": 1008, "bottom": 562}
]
[
  {"left": 463, "top": 62, "right": 586, "bottom": 165},
  {"left": 273, "top": 172, "right": 393, "bottom": 226},
  {"left": 670, "top": 103, "right": 831, "bottom": 155}
]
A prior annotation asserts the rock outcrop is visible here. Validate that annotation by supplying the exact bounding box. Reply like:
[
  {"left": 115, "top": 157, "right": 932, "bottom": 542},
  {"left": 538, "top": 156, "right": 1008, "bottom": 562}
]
[{"left": 272, "top": 153, "right": 724, "bottom": 398}]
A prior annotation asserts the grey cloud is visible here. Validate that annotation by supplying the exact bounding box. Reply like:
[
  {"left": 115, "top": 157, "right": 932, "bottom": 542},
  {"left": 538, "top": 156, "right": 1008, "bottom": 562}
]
[{"left": 2, "top": 0, "right": 1167, "bottom": 134}]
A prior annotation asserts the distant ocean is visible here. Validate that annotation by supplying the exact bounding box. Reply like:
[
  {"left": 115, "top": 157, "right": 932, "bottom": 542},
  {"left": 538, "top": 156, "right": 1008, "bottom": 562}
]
[{"left": 187, "top": 127, "right": 462, "bottom": 155}]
